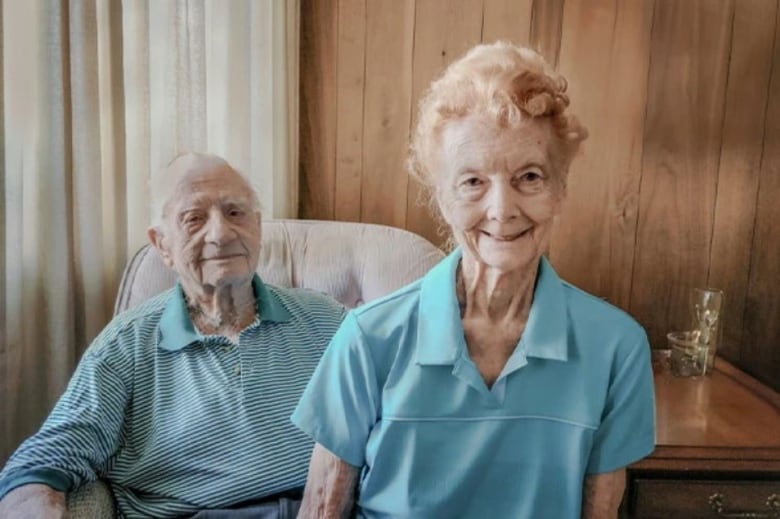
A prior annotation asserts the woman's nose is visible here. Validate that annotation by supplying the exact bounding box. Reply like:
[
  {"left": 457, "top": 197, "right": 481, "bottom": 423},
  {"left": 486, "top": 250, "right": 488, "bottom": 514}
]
[{"left": 486, "top": 183, "right": 520, "bottom": 222}]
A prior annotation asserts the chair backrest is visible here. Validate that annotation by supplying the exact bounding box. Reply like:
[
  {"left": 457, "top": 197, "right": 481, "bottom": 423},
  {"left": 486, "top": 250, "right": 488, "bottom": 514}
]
[{"left": 114, "top": 219, "right": 445, "bottom": 315}]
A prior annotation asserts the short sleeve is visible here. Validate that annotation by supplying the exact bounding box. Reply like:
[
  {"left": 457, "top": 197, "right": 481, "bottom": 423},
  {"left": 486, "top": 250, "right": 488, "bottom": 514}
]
[
  {"left": 0, "top": 348, "right": 129, "bottom": 499},
  {"left": 586, "top": 334, "right": 656, "bottom": 474},
  {"left": 291, "top": 311, "right": 380, "bottom": 468}
]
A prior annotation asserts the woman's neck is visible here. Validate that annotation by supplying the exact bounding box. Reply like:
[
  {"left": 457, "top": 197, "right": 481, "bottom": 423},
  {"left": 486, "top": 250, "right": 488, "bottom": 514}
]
[{"left": 457, "top": 256, "right": 539, "bottom": 324}]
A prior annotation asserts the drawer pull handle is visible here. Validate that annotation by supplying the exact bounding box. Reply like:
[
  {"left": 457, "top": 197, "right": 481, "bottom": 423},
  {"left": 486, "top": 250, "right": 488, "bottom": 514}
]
[{"left": 708, "top": 493, "right": 780, "bottom": 518}]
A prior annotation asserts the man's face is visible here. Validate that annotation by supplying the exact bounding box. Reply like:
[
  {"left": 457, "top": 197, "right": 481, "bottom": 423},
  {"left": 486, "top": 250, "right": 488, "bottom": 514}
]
[{"left": 150, "top": 164, "right": 262, "bottom": 299}]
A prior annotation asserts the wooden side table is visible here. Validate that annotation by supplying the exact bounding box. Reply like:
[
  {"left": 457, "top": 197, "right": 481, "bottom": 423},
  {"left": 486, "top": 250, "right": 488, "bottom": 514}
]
[{"left": 622, "top": 358, "right": 780, "bottom": 518}]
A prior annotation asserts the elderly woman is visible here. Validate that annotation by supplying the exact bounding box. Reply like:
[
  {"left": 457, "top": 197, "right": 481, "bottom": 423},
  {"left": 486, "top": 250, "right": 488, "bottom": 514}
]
[{"left": 292, "top": 42, "right": 655, "bottom": 518}]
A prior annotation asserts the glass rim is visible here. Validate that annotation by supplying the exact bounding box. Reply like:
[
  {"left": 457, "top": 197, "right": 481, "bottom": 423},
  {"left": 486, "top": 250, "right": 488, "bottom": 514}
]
[{"left": 667, "top": 330, "right": 700, "bottom": 348}]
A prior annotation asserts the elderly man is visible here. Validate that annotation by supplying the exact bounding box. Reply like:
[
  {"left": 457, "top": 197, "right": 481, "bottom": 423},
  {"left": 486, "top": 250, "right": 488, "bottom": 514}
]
[{"left": 0, "top": 153, "right": 345, "bottom": 518}]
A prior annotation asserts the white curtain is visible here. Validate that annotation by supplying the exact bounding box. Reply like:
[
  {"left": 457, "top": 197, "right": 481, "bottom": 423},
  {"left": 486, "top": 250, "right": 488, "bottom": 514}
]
[{"left": 0, "top": 0, "right": 300, "bottom": 463}]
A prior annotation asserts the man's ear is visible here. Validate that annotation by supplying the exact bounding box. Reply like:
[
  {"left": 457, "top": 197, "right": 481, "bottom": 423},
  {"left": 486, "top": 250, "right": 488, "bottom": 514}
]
[{"left": 147, "top": 226, "right": 174, "bottom": 267}]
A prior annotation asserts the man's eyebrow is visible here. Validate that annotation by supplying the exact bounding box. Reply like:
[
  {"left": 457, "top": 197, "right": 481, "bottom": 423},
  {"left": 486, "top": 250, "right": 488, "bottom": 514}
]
[
  {"left": 177, "top": 193, "right": 252, "bottom": 209},
  {"left": 221, "top": 197, "right": 252, "bottom": 206}
]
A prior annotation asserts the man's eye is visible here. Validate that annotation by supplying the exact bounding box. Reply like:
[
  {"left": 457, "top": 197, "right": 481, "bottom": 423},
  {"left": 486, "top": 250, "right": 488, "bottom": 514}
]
[
  {"left": 461, "top": 177, "right": 482, "bottom": 187},
  {"left": 184, "top": 214, "right": 204, "bottom": 225},
  {"left": 227, "top": 208, "right": 245, "bottom": 218}
]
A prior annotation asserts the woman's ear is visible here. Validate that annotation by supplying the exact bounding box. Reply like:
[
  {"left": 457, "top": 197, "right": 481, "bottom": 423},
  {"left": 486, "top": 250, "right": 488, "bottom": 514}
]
[{"left": 147, "top": 226, "right": 174, "bottom": 267}]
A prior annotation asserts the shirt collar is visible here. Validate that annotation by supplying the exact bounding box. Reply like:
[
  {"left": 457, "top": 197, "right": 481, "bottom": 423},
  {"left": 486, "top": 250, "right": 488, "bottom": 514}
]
[
  {"left": 416, "top": 248, "right": 568, "bottom": 365},
  {"left": 158, "top": 274, "right": 291, "bottom": 351}
]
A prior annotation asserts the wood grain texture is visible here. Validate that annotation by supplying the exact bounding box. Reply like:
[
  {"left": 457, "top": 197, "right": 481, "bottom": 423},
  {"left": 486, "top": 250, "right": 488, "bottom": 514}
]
[
  {"left": 481, "top": 0, "right": 533, "bottom": 45},
  {"left": 630, "top": 0, "right": 734, "bottom": 350},
  {"left": 529, "top": 0, "right": 564, "bottom": 66},
  {"left": 359, "top": 0, "right": 415, "bottom": 227},
  {"left": 653, "top": 365, "right": 780, "bottom": 449},
  {"left": 551, "top": 0, "right": 654, "bottom": 310},
  {"left": 743, "top": 3, "right": 780, "bottom": 390},
  {"left": 708, "top": 0, "right": 777, "bottom": 364},
  {"left": 334, "top": 0, "right": 366, "bottom": 222},
  {"left": 405, "top": 0, "right": 484, "bottom": 246},
  {"left": 299, "top": 0, "right": 338, "bottom": 219}
]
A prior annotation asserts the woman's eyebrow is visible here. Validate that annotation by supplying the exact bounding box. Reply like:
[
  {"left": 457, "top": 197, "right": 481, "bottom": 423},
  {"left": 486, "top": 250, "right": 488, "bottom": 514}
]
[{"left": 509, "top": 160, "right": 545, "bottom": 171}]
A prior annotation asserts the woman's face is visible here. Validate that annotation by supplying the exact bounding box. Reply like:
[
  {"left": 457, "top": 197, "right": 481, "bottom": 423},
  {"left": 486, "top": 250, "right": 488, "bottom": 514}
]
[{"left": 434, "top": 114, "right": 564, "bottom": 274}]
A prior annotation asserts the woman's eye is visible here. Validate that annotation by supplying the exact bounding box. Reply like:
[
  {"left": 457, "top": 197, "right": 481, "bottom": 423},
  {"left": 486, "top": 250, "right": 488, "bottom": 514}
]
[
  {"left": 520, "top": 171, "right": 543, "bottom": 182},
  {"left": 512, "top": 170, "right": 547, "bottom": 194}
]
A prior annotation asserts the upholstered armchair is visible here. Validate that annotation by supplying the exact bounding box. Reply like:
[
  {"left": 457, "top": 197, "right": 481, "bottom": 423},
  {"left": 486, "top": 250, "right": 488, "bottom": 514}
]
[{"left": 65, "top": 219, "right": 444, "bottom": 517}]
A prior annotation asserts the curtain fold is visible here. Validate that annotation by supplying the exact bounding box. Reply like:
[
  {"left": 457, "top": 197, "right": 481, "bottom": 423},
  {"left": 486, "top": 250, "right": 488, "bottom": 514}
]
[{"left": 1, "top": 0, "right": 299, "bottom": 463}]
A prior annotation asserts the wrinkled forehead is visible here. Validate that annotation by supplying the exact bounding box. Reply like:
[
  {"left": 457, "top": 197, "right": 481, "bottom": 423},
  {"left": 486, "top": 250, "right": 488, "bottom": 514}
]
[
  {"left": 168, "top": 165, "right": 255, "bottom": 211},
  {"left": 437, "top": 114, "right": 555, "bottom": 172}
]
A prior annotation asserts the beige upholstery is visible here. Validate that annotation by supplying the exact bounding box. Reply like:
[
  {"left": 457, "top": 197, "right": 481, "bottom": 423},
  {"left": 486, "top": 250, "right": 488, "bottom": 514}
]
[
  {"left": 67, "top": 219, "right": 444, "bottom": 517},
  {"left": 116, "top": 219, "right": 445, "bottom": 312}
]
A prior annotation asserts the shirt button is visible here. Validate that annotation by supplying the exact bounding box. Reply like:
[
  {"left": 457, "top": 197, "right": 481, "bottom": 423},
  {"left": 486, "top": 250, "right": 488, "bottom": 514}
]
[{"left": 234, "top": 365, "right": 241, "bottom": 375}]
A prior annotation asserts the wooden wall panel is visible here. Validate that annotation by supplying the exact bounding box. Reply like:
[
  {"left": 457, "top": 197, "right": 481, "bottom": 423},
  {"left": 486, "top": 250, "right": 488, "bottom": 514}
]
[
  {"left": 334, "top": 0, "right": 366, "bottom": 222},
  {"left": 743, "top": 4, "right": 780, "bottom": 388},
  {"left": 299, "top": 0, "right": 338, "bottom": 220},
  {"left": 630, "top": 0, "right": 733, "bottom": 351},
  {"left": 405, "top": 0, "right": 484, "bottom": 245},
  {"left": 551, "top": 0, "right": 653, "bottom": 310},
  {"left": 359, "top": 0, "right": 415, "bottom": 227},
  {"left": 529, "top": 0, "right": 565, "bottom": 66},
  {"left": 708, "top": 0, "right": 777, "bottom": 363},
  {"left": 482, "top": 0, "right": 533, "bottom": 44}
]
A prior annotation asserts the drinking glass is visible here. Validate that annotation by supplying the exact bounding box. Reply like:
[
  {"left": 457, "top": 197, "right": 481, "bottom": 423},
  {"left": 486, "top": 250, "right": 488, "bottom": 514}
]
[
  {"left": 690, "top": 287, "right": 724, "bottom": 375},
  {"left": 668, "top": 331, "right": 705, "bottom": 377}
]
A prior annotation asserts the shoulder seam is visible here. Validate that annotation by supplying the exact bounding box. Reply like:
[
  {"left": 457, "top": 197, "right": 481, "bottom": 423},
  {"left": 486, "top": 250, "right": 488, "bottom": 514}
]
[{"left": 352, "top": 281, "right": 422, "bottom": 317}]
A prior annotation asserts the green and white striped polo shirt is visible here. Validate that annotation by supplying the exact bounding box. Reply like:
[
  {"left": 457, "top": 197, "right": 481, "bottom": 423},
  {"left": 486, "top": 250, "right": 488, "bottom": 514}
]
[{"left": 0, "top": 275, "right": 345, "bottom": 518}]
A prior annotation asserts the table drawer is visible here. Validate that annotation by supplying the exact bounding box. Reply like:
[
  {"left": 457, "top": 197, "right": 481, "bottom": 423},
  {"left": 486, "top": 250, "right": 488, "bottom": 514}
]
[{"left": 629, "top": 479, "right": 780, "bottom": 518}]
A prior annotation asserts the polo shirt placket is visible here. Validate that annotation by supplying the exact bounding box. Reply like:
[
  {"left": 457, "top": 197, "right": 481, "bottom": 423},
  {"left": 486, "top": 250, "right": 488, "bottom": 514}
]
[{"left": 200, "top": 335, "right": 244, "bottom": 395}]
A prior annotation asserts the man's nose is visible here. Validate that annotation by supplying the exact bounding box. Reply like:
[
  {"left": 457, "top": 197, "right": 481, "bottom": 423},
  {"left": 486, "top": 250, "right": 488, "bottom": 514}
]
[
  {"left": 204, "top": 212, "right": 237, "bottom": 244},
  {"left": 486, "top": 182, "right": 520, "bottom": 222}
]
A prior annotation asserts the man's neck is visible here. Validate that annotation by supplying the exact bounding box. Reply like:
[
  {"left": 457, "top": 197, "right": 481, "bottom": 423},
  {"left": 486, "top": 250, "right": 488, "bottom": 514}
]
[{"left": 185, "top": 282, "right": 257, "bottom": 340}]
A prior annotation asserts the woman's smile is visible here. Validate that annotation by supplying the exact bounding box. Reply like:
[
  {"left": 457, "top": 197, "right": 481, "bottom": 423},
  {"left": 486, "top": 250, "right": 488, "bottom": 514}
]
[{"left": 478, "top": 228, "right": 531, "bottom": 242}]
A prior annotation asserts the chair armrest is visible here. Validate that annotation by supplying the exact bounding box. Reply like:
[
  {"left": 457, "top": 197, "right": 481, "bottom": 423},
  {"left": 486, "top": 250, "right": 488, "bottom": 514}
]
[{"left": 67, "top": 480, "right": 115, "bottom": 518}]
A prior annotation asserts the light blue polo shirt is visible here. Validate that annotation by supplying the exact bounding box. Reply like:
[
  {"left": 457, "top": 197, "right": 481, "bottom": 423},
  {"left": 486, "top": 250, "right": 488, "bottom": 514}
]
[
  {"left": 0, "top": 275, "right": 345, "bottom": 518},
  {"left": 292, "top": 249, "right": 655, "bottom": 518}
]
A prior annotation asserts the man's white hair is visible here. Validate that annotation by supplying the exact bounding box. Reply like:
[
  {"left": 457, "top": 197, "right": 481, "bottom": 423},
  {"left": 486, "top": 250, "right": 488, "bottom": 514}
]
[{"left": 149, "top": 152, "right": 261, "bottom": 230}]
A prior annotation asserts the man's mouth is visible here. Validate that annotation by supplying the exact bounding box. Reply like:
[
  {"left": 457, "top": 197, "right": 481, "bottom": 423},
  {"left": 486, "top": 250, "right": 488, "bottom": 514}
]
[{"left": 202, "top": 253, "right": 245, "bottom": 261}]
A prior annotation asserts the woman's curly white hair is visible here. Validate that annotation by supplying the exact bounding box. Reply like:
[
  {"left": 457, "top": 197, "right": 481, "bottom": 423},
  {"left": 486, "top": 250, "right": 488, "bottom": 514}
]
[{"left": 408, "top": 41, "right": 588, "bottom": 191}]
